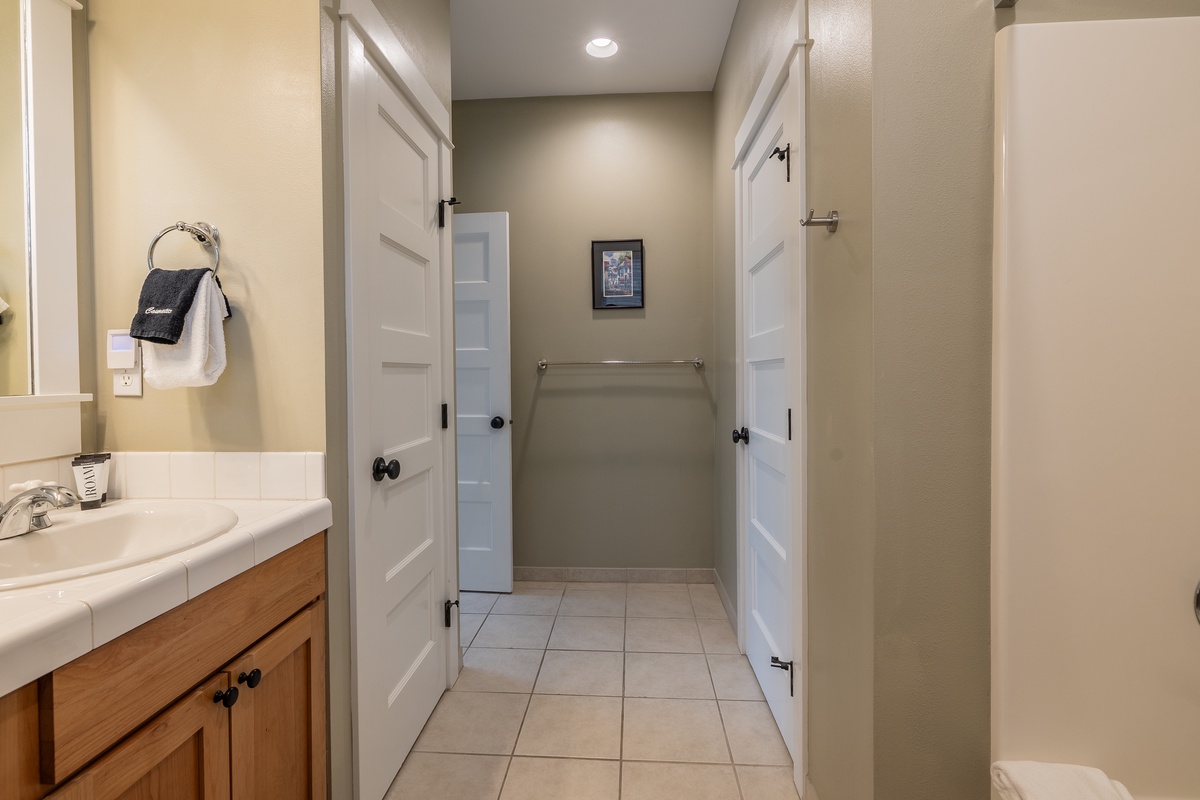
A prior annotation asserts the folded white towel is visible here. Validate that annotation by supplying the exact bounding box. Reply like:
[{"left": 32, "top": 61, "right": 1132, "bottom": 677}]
[
  {"left": 992, "top": 761, "right": 1135, "bottom": 800},
  {"left": 143, "top": 271, "right": 230, "bottom": 389}
]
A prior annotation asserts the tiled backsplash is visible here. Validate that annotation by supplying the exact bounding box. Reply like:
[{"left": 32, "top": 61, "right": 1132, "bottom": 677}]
[{"left": 1, "top": 452, "right": 326, "bottom": 503}]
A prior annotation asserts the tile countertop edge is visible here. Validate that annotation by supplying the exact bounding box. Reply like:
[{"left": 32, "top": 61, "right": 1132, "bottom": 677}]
[{"left": 0, "top": 497, "right": 332, "bottom": 697}]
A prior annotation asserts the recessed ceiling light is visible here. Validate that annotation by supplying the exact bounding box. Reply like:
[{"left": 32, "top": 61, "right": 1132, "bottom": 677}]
[{"left": 586, "top": 37, "right": 619, "bottom": 58}]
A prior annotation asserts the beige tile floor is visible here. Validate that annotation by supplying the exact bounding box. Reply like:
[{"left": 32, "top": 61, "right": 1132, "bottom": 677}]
[{"left": 386, "top": 581, "right": 799, "bottom": 800}]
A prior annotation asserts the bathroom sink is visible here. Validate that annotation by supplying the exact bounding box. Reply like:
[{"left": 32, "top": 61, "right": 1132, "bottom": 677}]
[{"left": 0, "top": 501, "right": 239, "bottom": 590}]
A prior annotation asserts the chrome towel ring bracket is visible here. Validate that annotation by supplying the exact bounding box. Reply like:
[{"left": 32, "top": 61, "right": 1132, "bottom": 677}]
[
  {"left": 146, "top": 221, "right": 221, "bottom": 275},
  {"left": 800, "top": 209, "right": 839, "bottom": 233}
]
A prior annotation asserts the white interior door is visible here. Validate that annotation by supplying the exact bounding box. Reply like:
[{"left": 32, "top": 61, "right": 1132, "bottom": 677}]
[
  {"left": 454, "top": 212, "right": 513, "bottom": 593},
  {"left": 344, "top": 24, "right": 448, "bottom": 800},
  {"left": 736, "top": 52, "right": 804, "bottom": 770}
]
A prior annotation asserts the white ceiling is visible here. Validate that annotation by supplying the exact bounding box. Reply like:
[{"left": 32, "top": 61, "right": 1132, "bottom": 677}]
[{"left": 449, "top": 0, "right": 741, "bottom": 101}]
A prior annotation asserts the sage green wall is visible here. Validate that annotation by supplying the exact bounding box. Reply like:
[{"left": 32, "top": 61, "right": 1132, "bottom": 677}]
[
  {"left": 870, "top": 0, "right": 993, "bottom": 796},
  {"left": 452, "top": 93, "right": 716, "bottom": 570},
  {"left": 803, "top": 0, "right": 878, "bottom": 797}
]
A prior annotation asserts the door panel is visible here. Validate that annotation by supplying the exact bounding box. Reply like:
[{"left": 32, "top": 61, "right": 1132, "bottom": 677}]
[
  {"left": 345, "top": 25, "right": 447, "bottom": 800},
  {"left": 739, "top": 61, "right": 801, "bottom": 759},
  {"left": 454, "top": 212, "right": 513, "bottom": 593}
]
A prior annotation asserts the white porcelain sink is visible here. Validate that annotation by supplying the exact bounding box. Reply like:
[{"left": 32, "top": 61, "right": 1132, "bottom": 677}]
[{"left": 0, "top": 501, "right": 239, "bottom": 590}]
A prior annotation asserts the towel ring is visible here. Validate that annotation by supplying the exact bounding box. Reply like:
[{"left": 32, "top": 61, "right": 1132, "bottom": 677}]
[{"left": 146, "top": 221, "right": 221, "bottom": 275}]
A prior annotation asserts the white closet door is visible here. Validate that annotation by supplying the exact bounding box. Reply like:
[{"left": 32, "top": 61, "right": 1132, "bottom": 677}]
[
  {"left": 344, "top": 25, "right": 447, "bottom": 800},
  {"left": 454, "top": 212, "right": 513, "bottom": 593},
  {"left": 735, "top": 45, "right": 806, "bottom": 782}
]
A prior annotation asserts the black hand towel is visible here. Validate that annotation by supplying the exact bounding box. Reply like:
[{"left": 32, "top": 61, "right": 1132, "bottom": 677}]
[{"left": 129, "top": 268, "right": 211, "bottom": 344}]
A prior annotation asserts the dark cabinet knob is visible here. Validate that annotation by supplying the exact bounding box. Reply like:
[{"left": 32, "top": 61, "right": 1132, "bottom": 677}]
[
  {"left": 213, "top": 687, "right": 239, "bottom": 708},
  {"left": 372, "top": 457, "right": 401, "bottom": 482},
  {"left": 238, "top": 668, "right": 262, "bottom": 689},
  {"left": 732, "top": 427, "right": 749, "bottom": 444},
  {"left": 490, "top": 416, "right": 505, "bottom": 430}
]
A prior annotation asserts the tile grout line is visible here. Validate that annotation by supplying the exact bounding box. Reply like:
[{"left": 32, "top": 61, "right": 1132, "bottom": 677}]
[
  {"left": 494, "top": 587, "right": 558, "bottom": 799},
  {"left": 619, "top": 605, "right": 628, "bottom": 800},
  {"left": 451, "top": 583, "right": 784, "bottom": 798}
]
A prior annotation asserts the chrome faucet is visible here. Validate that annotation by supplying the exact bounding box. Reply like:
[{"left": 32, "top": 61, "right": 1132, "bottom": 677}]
[{"left": 0, "top": 485, "right": 80, "bottom": 541}]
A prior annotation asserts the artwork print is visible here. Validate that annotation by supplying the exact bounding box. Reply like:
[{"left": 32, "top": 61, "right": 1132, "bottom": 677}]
[
  {"left": 591, "top": 239, "right": 644, "bottom": 309},
  {"left": 602, "top": 250, "right": 634, "bottom": 297}
]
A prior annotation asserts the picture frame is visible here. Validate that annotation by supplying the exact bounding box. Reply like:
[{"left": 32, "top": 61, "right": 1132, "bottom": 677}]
[{"left": 592, "top": 239, "right": 644, "bottom": 310}]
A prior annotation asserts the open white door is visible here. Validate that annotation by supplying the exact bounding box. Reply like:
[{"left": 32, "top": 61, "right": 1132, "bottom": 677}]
[
  {"left": 733, "top": 11, "right": 806, "bottom": 788},
  {"left": 454, "top": 212, "right": 513, "bottom": 593},
  {"left": 343, "top": 17, "right": 451, "bottom": 799}
]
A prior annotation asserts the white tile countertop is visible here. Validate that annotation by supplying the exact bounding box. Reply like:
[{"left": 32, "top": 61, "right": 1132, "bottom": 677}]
[{"left": 0, "top": 497, "right": 331, "bottom": 697}]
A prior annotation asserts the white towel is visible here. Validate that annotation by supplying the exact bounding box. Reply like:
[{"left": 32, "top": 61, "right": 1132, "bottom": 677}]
[
  {"left": 0, "top": 293, "right": 9, "bottom": 316},
  {"left": 992, "top": 761, "right": 1135, "bottom": 800},
  {"left": 143, "top": 271, "right": 230, "bottom": 389}
]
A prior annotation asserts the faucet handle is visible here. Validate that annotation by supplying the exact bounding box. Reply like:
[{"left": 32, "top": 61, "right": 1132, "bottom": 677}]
[
  {"left": 0, "top": 485, "right": 80, "bottom": 539},
  {"left": 7, "top": 479, "right": 56, "bottom": 495}
]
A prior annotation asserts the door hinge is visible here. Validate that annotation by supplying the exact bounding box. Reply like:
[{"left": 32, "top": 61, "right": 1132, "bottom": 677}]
[
  {"left": 441, "top": 403, "right": 449, "bottom": 430},
  {"left": 438, "top": 197, "right": 462, "bottom": 228},
  {"left": 770, "top": 657, "right": 795, "bottom": 696},
  {"left": 787, "top": 408, "right": 792, "bottom": 441},
  {"left": 444, "top": 599, "right": 459, "bottom": 628},
  {"left": 771, "top": 143, "right": 791, "bottom": 182}
]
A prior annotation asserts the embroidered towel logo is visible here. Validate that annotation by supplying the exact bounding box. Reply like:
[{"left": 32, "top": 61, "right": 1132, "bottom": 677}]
[{"left": 144, "top": 307, "right": 173, "bottom": 315}]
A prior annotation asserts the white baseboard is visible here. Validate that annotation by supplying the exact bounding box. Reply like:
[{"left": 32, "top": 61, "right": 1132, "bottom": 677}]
[{"left": 713, "top": 568, "right": 737, "bottom": 634}]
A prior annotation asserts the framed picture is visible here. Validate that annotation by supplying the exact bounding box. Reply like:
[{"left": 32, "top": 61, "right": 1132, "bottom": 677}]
[{"left": 592, "top": 239, "right": 644, "bottom": 310}]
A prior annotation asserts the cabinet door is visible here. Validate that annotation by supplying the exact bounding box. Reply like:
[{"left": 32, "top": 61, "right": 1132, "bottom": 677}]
[
  {"left": 226, "top": 601, "right": 326, "bottom": 800},
  {"left": 48, "top": 676, "right": 231, "bottom": 800}
]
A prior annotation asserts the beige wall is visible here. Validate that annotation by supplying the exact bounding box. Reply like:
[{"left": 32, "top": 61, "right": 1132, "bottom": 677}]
[
  {"left": 453, "top": 93, "right": 716, "bottom": 569},
  {"left": 86, "top": 0, "right": 325, "bottom": 453},
  {"left": 0, "top": 0, "right": 29, "bottom": 396}
]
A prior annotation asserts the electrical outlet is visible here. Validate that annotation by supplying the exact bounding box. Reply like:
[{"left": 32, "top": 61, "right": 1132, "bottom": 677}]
[
  {"left": 113, "top": 367, "right": 142, "bottom": 396},
  {"left": 110, "top": 329, "right": 143, "bottom": 396}
]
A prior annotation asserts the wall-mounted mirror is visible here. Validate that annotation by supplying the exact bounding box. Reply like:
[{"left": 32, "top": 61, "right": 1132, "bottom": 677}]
[
  {"left": 0, "top": 0, "right": 30, "bottom": 396},
  {"left": 0, "top": 0, "right": 88, "bottom": 465}
]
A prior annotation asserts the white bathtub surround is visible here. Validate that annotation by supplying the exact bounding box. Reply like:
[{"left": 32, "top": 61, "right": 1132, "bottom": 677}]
[
  {"left": 991, "top": 762, "right": 1134, "bottom": 800},
  {"left": 0, "top": 495, "right": 331, "bottom": 695},
  {"left": 993, "top": 19, "right": 1200, "bottom": 796}
]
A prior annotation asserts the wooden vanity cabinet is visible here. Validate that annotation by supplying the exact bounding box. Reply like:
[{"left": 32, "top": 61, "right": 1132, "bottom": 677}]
[
  {"left": 225, "top": 599, "right": 326, "bottom": 800},
  {"left": 47, "top": 675, "right": 232, "bottom": 800},
  {"left": 0, "top": 534, "right": 327, "bottom": 800}
]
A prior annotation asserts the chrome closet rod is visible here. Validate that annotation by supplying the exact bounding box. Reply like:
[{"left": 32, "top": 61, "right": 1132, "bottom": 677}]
[{"left": 537, "top": 358, "right": 704, "bottom": 371}]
